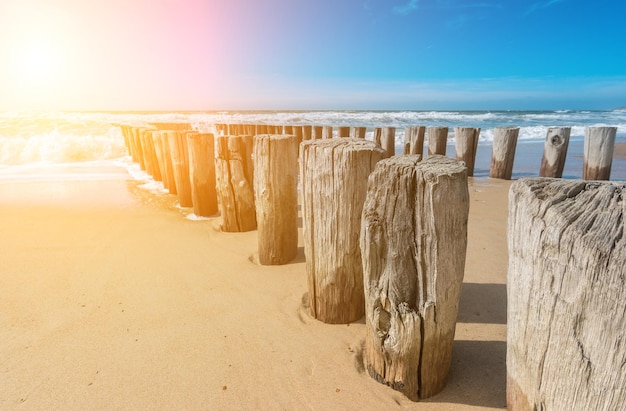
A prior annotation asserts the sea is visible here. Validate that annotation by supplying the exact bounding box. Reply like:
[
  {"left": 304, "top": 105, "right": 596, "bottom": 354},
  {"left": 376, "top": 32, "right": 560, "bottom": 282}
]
[{"left": 1, "top": 109, "right": 625, "bottom": 183}]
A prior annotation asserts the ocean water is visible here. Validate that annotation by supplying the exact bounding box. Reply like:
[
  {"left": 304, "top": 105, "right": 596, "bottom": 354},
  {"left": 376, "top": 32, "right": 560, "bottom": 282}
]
[{"left": 1, "top": 109, "right": 625, "bottom": 181}]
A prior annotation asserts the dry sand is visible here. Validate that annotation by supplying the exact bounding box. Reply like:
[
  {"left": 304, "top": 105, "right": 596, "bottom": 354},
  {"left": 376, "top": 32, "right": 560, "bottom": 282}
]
[{"left": 0, "top": 165, "right": 510, "bottom": 410}]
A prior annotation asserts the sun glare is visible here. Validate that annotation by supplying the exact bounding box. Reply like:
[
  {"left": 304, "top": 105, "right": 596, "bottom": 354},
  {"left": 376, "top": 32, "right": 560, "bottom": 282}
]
[{"left": 11, "top": 40, "right": 62, "bottom": 86}]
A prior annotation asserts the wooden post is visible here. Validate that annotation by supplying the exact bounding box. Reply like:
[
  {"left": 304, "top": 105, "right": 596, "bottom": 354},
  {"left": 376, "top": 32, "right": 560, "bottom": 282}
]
[
  {"left": 322, "top": 126, "right": 333, "bottom": 139},
  {"left": 454, "top": 127, "right": 480, "bottom": 177},
  {"left": 352, "top": 127, "right": 366, "bottom": 139},
  {"left": 380, "top": 127, "right": 396, "bottom": 158},
  {"left": 256, "top": 125, "right": 268, "bottom": 135},
  {"left": 253, "top": 134, "right": 299, "bottom": 265},
  {"left": 490, "top": 127, "right": 519, "bottom": 180},
  {"left": 312, "top": 126, "right": 323, "bottom": 140},
  {"left": 187, "top": 132, "right": 218, "bottom": 217},
  {"left": 168, "top": 131, "right": 193, "bottom": 207},
  {"left": 407, "top": 126, "right": 425, "bottom": 156},
  {"left": 427, "top": 126, "right": 448, "bottom": 156},
  {"left": 302, "top": 125, "right": 312, "bottom": 141},
  {"left": 361, "top": 155, "right": 469, "bottom": 401},
  {"left": 152, "top": 131, "right": 168, "bottom": 187},
  {"left": 539, "top": 127, "right": 571, "bottom": 178},
  {"left": 338, "top": 126, "right": 351, "bottom": 137},
  {"left": 373, "top": 128, "right": 382, "bottom": 146},
  {"left": 507, "top": 178, "right": 626, "bottom": 411},
  {"left": 215, "top": 135, "right": 256, "bottom": 232},
  {"left": 160, "top": 131, "right": 177, "bottom": 194},
  {"left": 283, "top": 125, "right": 294, "bottom": 135},
  {"left": 403, "top": 127, "right": 413, "bottom": 155},
  {"left": 131, "top": 127, "right": 146, "bottom": 170},
  {"left": 300, "top": 138, "right": 384, "bottom": 324},
  {"left": 583, "top": 126, "right": 617, "bottom": 180},
  {"left": 145, "top": 130, "right": 163, "bottom": 181}
]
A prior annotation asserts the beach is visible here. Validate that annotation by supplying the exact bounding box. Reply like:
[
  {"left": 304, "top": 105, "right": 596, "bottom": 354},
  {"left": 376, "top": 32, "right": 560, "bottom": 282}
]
[{"left": 0, "top": 162, "right": 510, "bottom": 410}]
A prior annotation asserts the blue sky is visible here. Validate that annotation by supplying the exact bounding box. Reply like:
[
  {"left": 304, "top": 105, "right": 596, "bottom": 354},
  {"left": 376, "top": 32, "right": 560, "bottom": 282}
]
[{"left": 1, "top": 0, "right": 625, "bottom": 110}]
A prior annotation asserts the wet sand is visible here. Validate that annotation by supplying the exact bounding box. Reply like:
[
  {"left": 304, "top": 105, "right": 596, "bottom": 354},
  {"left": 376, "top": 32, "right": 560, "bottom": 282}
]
[{"left": 0, "top": 165, "right": 510, "bottom": 410}]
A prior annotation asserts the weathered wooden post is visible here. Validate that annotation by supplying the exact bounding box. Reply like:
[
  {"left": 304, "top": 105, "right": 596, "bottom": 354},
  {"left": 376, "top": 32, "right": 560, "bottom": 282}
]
[
  {"left": 283, "top": 125, "right": 294, "bottom": 135},
  {"left": 187, "top": 132, "right": 218, "bottom": 217},
  {"left": 454, "top": 127, "right": 480, "bottom": 177},
  {"left": 152, "top": 131, "right": 169, "bottom": 187},
  {"left": 427, "top": 126, "right": 448, "bottom": 156},
  {"left": 302, "top": 125, "right": 312, "bottom": 141},
  {"left": 256, "top": 125, "right": 268, "bottom": 135},
  {"left": 253, "top": 134, "right": 299, "bottom": 265},
  {"left": 145, "top": 130, "right": 162, "bottom": 181},
  {"left": 361, "top": 155, "right": 469, "bottom": 401},
  {"left": 215, "top": 135, "right": 256, "bottom": 232},
  {"left": 338, "top": 126, "right": 351, "bottom": 137},
  {"left": 312, "top": 126, "right": 323, "bottom": 140},
  {"left": 373, "top": 128, "right": 382, "bottom": 146},
  {"left": 490, "top": 127, "right": 519, "bottom": 180},
  {"left": 583, "top": 126, "right": 617, "bottom": 180},
  {"left": 168, "top": 131, "right": 193, "bottom": 207},
  {"left": 352, "top": 127, "right": 366, "bottom": 139},
  {"left": 404, "top": 126, "right": 425, "bottom": 156},
  {"left": 539, "top": 127, "right": 571, "bottom": 178},
  {"left": 300, "top": 138, "right": 384, "bottom": 324},
  {"left": 507, "top": 178, "right": 626, "bottom": 411},
  {"left": 381, "top": 127, "right": 396, "bottom": 158},
  {"left": 322, "top": 126, "right": 333, "bottom": 139}
]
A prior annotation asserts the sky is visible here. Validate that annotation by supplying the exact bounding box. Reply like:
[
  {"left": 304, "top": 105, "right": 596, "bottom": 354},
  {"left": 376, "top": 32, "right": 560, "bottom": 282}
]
[{"left": 0, "top": 0, "right": 625, "bottom": 111}]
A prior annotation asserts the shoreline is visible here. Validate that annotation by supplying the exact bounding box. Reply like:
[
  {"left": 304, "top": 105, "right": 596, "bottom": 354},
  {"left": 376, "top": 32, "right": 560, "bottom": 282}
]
[{"left": 0, "top": 164, "right": 509, "bottom": 410}]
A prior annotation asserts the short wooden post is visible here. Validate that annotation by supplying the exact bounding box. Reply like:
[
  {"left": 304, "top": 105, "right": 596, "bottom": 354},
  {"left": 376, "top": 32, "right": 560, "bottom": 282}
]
[
  {"left": 361, "top": 155, "right": 469, "bottom": 401},
  {"left": 583, "top": 126, "right": 617, "bottom": 180},
  {"left": 187, "top": 132, "right": 218, "bottom": 217},
  {"left": 381, "top": 127, "right": 396, "bottom": 158},
  {"left": 253, "top": 134, "right": 299, "bottom": 265},
  {"left": 454, "top": 127, "right": 480, "bottom": 177},
  {"left": 312, "top": 126, "right": 323, "bottom": 140},
  {"left": 352, "top": 127, "right": 366, "bottom": 139},
  {"left": 322, "top": 126, "right": 333, "bottom": 139},
  {"left": 146, "top": 130, "right": 163, "bottom": 181},
  {"left": 539, "top": 127, "right": 571, "bottom": 178},
  {"left": 403, "top": 127, "right": 413, "bottom": 155},
  {"left": 168, "top": 131, "right": 193, "bottom": 207},
  {"left": 256, "top": 125, "right": 268, "bottom": 135},
  {"left": 215, "top": 135, "right": 256, "bottom": 232},
  {"left": 490, "top": 127, "right": 519, "bottom": 180},
  {"left": 300, "top": 138, "right": 384, "bottom": 324},
  {"left": 283, "top": 125, "right": 294, "bottom": 135},
  {"left": 507, "top": 178, "right": 626, "bottom": 410},
  {"left": 302, "top": 125, "right": 312, "bottom": 141},
  {"left": 338, "top": 126, "right": 350, "bottom": 137},
  {"left": 427, "top": 126, "right": 448, "bottom": 156}
]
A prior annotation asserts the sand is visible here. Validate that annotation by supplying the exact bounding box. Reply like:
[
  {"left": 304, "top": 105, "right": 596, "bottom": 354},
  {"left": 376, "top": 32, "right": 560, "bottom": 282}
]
[{"left": 0, "top": 164, "right": 510, "bottom": 410}]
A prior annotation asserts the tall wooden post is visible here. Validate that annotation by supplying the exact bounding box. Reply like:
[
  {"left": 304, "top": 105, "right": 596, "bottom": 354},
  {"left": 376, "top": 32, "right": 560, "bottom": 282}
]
[
  {"left": 373, "top": 128, "right": 382, "bottom": 146},
  {"left": 454, "top": 127, "right": 480, "bottom": 177},
  {"left": 215, "top": 135, "right": 256, "bottom": 232},
  {"left": 427, "top": 126, "right": 448, "bottom": 156},
  {"left": 152, "top": 131, "right": 169, "bottom": 188},
  {"left": 539, "top": 127, "right": 571, "bottom": 178},
  {"left": 381, "top": 127, "right": 396, "bottom": 158},
  {"left": 508, "top": 178, "right": 626, "bottom": 410},
  {"left": 168, "top": 131, "right": 193, "bottom": 207},
  {"left": 160, "top": 131, "right": 177, "bottom": 194},
  {"left": 131, "top": 127, "right": 146, "bottom": 170},
  {"left": 187, "top": 132, "right": 218, "bottom": 217},
  {"left": 361, "top": 155, "right": 468, "bottom": 401},
  {"left": 253, "top": 135, "right": 299, "bottom": 265},
  {"left": 490, "top": 127, "right": 519, "bottom": 180},
  {"left": 583, "top": 126, "right": 617, "bottom": 180},
  {"left": 300, "top": 138, "right": 384, "bottom": 324}
]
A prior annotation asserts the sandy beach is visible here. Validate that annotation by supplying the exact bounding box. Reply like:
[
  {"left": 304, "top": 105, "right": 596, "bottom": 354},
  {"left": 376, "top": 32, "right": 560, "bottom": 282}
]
[{"left": 1, "top": 163, "right": 508, "bottom": 410}]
